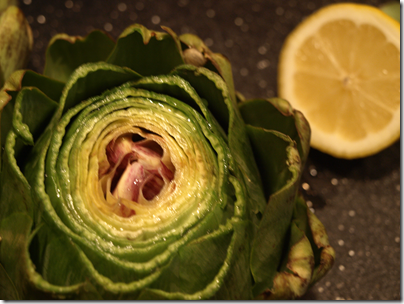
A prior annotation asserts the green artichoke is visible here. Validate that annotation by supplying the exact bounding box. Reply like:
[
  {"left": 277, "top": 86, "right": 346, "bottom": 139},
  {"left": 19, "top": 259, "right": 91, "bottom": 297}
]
[
  {"left": 0, "top": 0, "right": 33, "bottom": 88},
  {"left": 0, "top": 24, "right": 334, "bottom": 300}
]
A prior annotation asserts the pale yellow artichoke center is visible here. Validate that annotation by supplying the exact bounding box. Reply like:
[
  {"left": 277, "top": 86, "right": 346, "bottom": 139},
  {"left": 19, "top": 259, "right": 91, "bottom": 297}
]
[{"left": 74, "top": 106, "right": 218, "bottom": 240}]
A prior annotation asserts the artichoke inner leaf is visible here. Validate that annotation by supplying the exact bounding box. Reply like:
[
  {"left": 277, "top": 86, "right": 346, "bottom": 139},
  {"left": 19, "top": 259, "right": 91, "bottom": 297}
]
[{"left": 99, "top": 130, "right": 176, "bottom": 218}]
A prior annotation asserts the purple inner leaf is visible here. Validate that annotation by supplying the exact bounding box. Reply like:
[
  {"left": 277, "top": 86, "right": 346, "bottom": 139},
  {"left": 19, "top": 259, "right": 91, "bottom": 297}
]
[{"left": 99, "top": 132, "right": 175, "bottom": 217}]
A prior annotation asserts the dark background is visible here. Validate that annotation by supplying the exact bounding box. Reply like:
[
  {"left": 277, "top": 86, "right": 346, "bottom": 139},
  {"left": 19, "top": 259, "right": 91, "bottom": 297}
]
[{"left": 19, "top": 0, "right": 400, "bottom": 300}]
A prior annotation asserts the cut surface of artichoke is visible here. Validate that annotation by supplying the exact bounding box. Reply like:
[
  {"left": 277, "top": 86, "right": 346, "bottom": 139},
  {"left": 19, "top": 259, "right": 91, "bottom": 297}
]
[{"left": 50, "top": 87, "right": 223, "bottom": 241}]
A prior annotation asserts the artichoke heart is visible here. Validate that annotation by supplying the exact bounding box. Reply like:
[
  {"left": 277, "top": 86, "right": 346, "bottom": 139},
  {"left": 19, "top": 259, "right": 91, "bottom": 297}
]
[{"left": 57, "top": 85, "right": 221, "bottom": 241}]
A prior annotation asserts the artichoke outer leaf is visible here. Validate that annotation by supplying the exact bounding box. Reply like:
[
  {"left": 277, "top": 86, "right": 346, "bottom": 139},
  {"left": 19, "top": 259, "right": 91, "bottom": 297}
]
[
  {"left": 171, "top": 64, "right": 267, "bottom": 216},
  {"left": 305, "top": 201, "right": 336, "bottom": 285},
  {"left": 211, "top": 217, "right": 253, "bottom": 300},
  {"left": 129, "top": 72, "right": 207, "bottom": 117},
  {"left": 0, "top": 132, "right": 84, "bottom": 299},
  {"left": 179, "top": 33, "right": 237, "bottom": 104},
  {"left": 208, "top": 52, "right": 237, "bottom": 105},
  {"left": 0, "top": 0, "right": 18, "bottom": 14},
  {"left": 288, "top": 196, "right": 335, "bottom": 287},
  {"left": 0, "top": 131, "right": 33, "bottom": 218},
  {"left": 12, "top": 87, "right": 58, "bottom": 147},
  {"left": 0, "top": 70, "right": 64, "bottom": 157},
  {"left": 0, "top": 70, "right": 64, "bottom": 111},
  {"left": 0, "top": 212, "right": 32, "bottom": 300},
  {"left": 0, "top": 5, "right": 33, "bottom": 87},
  {"left": 0, "top": 69, "right": 64, "bottom": 172},
  {"left": 171, "top": 64, "right": 230, "bottom": 131},
  {"left": 141, "top": 176, "right": 249, "bottom": 300},
  {"left": 283, "top": 188, "right": 335, "bottom": 289},
  {"left": 106, "top": 24, "right": 184, "bottom": 77},
  {"left": 21, "top": 70, "right": 65, "bottom": 102},
  {"left": 0, "top": 69, "right": 25, "bottom": 111},
  {"left": 0, "top": 262, "right": 19, "bottom": 300},
  {"left": 29, "top": 224, "right": 88, "bottom": 289},
  {"left": 239, "top": 97, "right": 310, "bottom": 167},
  {"left": 59, "top": 62, "right": 142, "bottom": 114},
  {"left": 138, "top": 221, "right": 246, "bottom": 300},
  {"left": 259, "top": 220, "right": 315, "bottom": 300},
  {"left": 258, "top": 196, "right": 334, "bottom": 299},
  {"left": 146, "top": 224, "right": 234, "bottom": 298},
  {"left": 43, "top": 30, "right": 116, "bottom": 83},
  {"left": 248, "top": 126, "right": 302, "bottom": 297}
]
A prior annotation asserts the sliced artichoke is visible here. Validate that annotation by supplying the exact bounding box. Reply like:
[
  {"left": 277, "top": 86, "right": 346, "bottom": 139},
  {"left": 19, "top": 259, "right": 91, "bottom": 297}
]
[{"left": 0, "top": 24, "right": 334, "bottom": 300}]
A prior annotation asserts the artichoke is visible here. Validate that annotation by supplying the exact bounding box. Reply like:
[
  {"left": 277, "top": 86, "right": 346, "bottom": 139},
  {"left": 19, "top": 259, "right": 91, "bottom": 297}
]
[
  {"left": 0, "top": 24, "right": 334, "bottom": 300},
  {"left": 0, "top": 0, "right": 33, "bottom": 88}
]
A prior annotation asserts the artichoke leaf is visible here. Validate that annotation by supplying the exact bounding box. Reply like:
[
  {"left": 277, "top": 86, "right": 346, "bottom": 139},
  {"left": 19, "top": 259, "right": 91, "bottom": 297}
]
[
  {"left": 11, "top": 87, "right": 58, "bottom": 147},
  {"left": 59, "top": 62, "right": 142, "bottom": 113},
  {"left": 29, "top": 224, "right": 89, "bottom": 289},
  {"left": 171, "top": 64, "right": 267, "bottom": 217},
  {"left": 138, "top": 217, "right": 248, "bottom": 300},
  {"left": 24, "top": 223, "right": 91, "bottom": 299},
  {"left": 239, "top": 97, "right": 310, "bottom": 168},
  {"left": 171, "top": 65, "right": 230, "bottom": 132},
  {"left": 0, "top": 0, "right": 18, "bottom": 13},
  {"left": 287, "top": 196, "right": 335, "bottom": 287},
  {"left": 107, "top": 24, "right": 184, "bottom": 77},
  {"left": 0, "top": 125, "right": 86, "bottom": 299},
  {"left": 0, "top": 70, "right": 65, "bottom": 110},
  {"left": 0, "top": 261, "right": 19, "bottom": 300},
  {"left": 0, "top": 130, "right": 33, "bottom": 218},
  {"left": 248, "top": 126, "right": 301, "bottom": 297},
  {"left": 43, "top": 30, "right": 115, "bottom": 83},
  {"left": 0, "top": 69, "right": 26, "bottom": 110},
  {"left": 179, "top": 33, "right": 237, "bottom": 104},
  {"left": 259, "top": 220, "right": 314, "bottom": 300},
  {"left": 211, "top": 212, "right": 253, "bottom": 300},
  {"left": 0, "top": 5, "right": 33, "bottom": 87},
  {"left": 145, "top": 223, "right": 235, "bottom": 299},
  {"left": 257, "top": 196, "right": 335, "bottom": 299},
  {"left": 0, "top": 212, "right": 32, "bottom": 299},
  {"left": 305, "top": 200, "right": 336, "bottom": 285},
  {"left": 241, "top": 98, "right": 312, "bottom": 297},
  {"left": 139, "top": 174, "right": 248, "bottom": 300},
  {"left": 0, "top": 70, "right": 64, "bottom": 162}
]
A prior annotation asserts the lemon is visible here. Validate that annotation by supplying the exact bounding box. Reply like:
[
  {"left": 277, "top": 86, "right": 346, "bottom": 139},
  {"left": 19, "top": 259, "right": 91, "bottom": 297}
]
[{"left": 278, "top": 3, "right": 400, "bottom": 159}]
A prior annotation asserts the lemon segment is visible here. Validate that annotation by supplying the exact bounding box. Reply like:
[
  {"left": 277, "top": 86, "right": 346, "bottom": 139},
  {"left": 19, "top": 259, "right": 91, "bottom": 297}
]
[{"left": 278, "top": 3, "right": 400, "bottom": 159}]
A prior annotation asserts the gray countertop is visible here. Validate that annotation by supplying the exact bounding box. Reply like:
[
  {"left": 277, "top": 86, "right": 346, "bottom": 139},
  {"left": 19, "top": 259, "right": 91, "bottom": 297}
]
[{"left": 20, "top": 0, "right": 401, "bottom": 300}]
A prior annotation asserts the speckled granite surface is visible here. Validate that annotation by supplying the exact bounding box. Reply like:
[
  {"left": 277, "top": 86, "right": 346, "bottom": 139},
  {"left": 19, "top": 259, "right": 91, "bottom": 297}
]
[{"left": 20, "top": 0, "right": 400, "bottom": 300}]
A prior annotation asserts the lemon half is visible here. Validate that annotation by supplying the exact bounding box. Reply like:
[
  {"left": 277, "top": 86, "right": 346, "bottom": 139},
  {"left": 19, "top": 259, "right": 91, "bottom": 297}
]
[{"left": 278, "top": 3, "right": 400, "bottom": 159}]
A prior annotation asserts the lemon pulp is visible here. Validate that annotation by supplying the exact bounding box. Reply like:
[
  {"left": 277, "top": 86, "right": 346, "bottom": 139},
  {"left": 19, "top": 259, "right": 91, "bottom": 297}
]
[{"left": 278, "top": 3, "right": 400, "bottom": 159}]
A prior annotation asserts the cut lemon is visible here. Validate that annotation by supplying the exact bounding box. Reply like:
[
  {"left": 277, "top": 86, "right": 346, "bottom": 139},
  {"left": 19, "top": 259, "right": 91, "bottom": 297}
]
[{"left": 278, "top": 3, "right": 400, "bottom": 159}]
